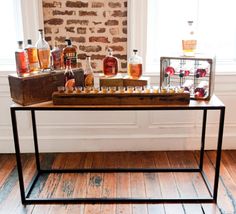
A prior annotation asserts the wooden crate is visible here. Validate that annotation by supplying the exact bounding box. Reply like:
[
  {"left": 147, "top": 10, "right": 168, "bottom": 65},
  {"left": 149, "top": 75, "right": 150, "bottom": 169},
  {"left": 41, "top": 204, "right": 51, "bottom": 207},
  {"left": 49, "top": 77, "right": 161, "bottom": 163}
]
[
  {"left": 8, "top": 69, "right": 84, "bottom": 106},
  {"left": 99, "top": 75, "right": 149, "bottom": 88},
  {"left": 52, "top": 92, "right": 190, "bottom": 106}
]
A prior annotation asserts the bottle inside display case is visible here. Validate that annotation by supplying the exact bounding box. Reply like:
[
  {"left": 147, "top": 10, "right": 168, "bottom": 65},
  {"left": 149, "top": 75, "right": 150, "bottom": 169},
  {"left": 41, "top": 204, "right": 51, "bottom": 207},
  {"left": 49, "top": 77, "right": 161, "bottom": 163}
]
[
  {"left": 128, "top": 49, "right": 143, "bottom": 79},
  {"left": 36, "top": 29, "right": 51, "bottom": 71}
]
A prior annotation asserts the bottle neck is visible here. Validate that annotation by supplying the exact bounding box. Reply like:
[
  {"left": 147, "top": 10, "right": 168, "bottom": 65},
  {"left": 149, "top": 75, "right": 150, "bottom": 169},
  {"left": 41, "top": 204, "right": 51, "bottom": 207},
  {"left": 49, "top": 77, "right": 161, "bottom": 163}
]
[{"left": 65, "top": 60, "right": 72, "bottom": 70}]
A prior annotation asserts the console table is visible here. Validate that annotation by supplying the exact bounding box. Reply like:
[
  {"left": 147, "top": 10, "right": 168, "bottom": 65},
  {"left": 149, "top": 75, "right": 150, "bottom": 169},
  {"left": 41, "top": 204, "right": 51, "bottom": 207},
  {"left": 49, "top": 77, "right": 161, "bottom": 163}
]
[{"left": 10, "top": 95, "right": 225, "bottom": 204}]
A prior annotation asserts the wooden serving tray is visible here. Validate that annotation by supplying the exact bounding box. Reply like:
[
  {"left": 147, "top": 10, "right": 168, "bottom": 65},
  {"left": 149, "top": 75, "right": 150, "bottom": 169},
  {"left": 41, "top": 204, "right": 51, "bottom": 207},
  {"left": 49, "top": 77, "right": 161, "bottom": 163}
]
[{"left": 52, "top": 92, "right": 190, "bottom": 106}]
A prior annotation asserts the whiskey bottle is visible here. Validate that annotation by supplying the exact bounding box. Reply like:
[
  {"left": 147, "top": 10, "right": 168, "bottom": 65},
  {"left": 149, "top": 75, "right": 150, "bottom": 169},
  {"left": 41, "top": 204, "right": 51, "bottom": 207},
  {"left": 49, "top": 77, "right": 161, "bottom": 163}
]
[
  {"left": 36, "top": 29, "right": 51, "bottom": 71},
  {"left": 51, "top": 42, "right": 62, "bottom": 70},
  {"left": 182, "top": 21, "right": 197, "bottom": 56},
  {"left": 64, "top": 59, "right": 75, "bottom": 88},
  {"left": 15, "top": 41, "right": 29, "bottom": 76},
  {"left": 63, "top": 39, "right": 77, "bottom": 69},
  {"left": 25, "top": 39, "right": 39, "bottom": 73},
  {"left": 128, "top": 49, "right": 142, "bottom": 79},
  {"left": 84, "top": 55, "right": 94, "bottom": 87},
  {"left": 103, "top": 48, "right": 118, "bottom": 77}
]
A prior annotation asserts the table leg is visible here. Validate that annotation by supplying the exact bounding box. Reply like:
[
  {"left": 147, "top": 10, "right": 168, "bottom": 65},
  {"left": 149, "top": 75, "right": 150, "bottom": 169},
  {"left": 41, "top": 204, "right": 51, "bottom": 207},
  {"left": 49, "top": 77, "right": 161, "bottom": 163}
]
[
  {"left": 31, "top": 110, "right": 41, "bottom": 171},
  {"left": 10, "top": 108, "right": 26, "bottom": 204},
  {"left": 213, "top": 107, "right": 225, "bottom": 202},
  {"left": 199, "top": 109, "right": 207, "bottom": 171}
]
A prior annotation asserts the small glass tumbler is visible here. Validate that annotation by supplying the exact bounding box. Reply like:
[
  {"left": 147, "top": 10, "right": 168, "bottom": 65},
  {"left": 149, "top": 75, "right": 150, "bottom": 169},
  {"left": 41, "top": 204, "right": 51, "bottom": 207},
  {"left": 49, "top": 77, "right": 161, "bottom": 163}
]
[
  {"left": 118, "top": 86, "right": 125, "bottom": 94},
  {"left": 109, "top": 86, "right": 116, "bottom": 94},
  {"left": 57, "top": 86, "right": 65, "bottom": 93},
  {"left": 126, "top": 86, "right": 134, "bottom": 93},
  {"left": 66, "top": 86, "right": 74, "bottom": 94},
  {"left": 135, "top": 86, "right": 142, "bottom": 93},
  {"left": 75, "top": 86, "right": 83, "bottom": 94},
  {"left": 101, "top": 86, "right": 108, "bottom": 94}
]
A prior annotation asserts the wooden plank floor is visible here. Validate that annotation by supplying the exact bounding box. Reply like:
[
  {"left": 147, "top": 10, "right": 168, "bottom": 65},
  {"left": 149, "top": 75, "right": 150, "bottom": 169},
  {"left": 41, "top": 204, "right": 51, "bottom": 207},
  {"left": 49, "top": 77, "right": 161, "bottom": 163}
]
[{"left": 0, "top": 151, "right": 236, "bottom": 214}]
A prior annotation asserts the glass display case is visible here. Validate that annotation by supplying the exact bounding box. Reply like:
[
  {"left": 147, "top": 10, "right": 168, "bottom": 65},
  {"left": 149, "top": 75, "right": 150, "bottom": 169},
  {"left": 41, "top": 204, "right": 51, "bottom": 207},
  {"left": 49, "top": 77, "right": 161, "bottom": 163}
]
[{"left": 160, "top": 55, "right": 215, "bottom": 100}]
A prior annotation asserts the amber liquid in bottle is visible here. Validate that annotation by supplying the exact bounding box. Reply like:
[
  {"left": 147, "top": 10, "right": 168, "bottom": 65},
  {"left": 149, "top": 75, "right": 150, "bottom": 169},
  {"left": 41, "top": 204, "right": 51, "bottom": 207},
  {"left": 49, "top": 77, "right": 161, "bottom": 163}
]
[
  {"left": 103, "top": 48, "right": 118, "bottom": 76},
  {"left": 15, "top": 41, "right": 29, "bottom": 76},
  {"left": 37, "top": 49, "right": 51, "bottom": 70},
  {"left": 63, "top": 39, "right": 77, "bottom": 68},
  {"left": 25, "top": 39, "right": 39, "bottom": 73},
  {"left": 128, "top": 64, "right": 142, "bottom": 79}
]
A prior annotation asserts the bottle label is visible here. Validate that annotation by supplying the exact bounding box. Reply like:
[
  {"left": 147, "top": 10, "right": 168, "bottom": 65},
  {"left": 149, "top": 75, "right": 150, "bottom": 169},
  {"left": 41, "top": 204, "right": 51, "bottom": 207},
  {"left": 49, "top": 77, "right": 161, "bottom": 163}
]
[
  {"left": 84, "top": 74, "right": 94, "bottom": 87},
  {"left": 64, "top": 53, "right": 77, "bottom": 68}
]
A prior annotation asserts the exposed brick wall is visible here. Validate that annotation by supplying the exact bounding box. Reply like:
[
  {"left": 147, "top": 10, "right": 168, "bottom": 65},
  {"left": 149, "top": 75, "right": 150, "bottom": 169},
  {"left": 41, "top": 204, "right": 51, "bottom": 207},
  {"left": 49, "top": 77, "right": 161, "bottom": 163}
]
[{"left": 43, "top": 0, "right": 128, "bottom": 73}]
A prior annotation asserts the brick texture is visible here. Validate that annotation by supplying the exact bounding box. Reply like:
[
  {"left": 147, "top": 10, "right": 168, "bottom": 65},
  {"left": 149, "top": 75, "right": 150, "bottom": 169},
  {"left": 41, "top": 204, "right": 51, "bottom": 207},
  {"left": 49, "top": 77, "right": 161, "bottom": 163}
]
[{"left": 43, "top": 0, "right": 127, "bottom": 73}]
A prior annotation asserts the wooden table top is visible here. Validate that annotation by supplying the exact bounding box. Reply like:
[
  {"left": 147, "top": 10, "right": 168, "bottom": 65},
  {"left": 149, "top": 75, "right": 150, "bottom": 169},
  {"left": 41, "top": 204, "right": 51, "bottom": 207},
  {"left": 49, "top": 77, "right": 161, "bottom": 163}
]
[{"left": 11, "top": 95, "right": 225, "bottom": 110}]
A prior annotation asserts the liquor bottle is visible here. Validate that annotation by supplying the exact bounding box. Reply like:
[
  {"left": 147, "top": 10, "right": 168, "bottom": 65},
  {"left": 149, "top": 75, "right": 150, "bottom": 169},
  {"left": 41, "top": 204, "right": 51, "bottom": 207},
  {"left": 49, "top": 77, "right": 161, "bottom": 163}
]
[
  {"left": 128, "top": 49, "right": 142, "bottom": 79},
  {"left": 103, "top": 48, "right": 118, "bottom": 77},
  {"left": 64, "top": 59, "right": 75, "bottom": 88},
  {"left": 194, "top": 81, "right": 208, "bottom": 98},
  {"left": 15, "top": 41, "right": 29, "bottom": 76},
  {"left": 182, "top": 21, "right": 197, "bottom": 56},
  {"left": 63, "top": 39, "right": 77, "bottom": 69},
  {"left": 51, "top": 42, "right": 62, "bottom": 70},
  {"left": 36, "top": 29, "right": 51, "bottom": 71},
  {"left": 84, "top": 55, "right": 94, "bottom": 87},
  {"left": 25, "top": 39, "right": 39, "bottom": 73}
]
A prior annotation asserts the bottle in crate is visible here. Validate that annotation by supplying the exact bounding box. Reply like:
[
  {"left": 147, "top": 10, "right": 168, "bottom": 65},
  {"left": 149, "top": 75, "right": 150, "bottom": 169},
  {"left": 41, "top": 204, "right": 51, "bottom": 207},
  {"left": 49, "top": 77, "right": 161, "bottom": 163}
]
[
  {"left": 128, "top": 49, "right": 143, "bottom": 79},
  {"left": 36, "top": 29, "right": 51, "bottom": 71},
  {"left": 15, "top": 41, "right": 29, "bottom": 77}
]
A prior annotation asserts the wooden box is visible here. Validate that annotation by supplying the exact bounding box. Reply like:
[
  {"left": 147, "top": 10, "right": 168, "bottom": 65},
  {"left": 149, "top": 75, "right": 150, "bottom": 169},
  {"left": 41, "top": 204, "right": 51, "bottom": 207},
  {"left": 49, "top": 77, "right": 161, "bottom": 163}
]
[
  {"left": 99, "top": 75, "right": 149, "bottom": 88},
  {"left": 52, "top": 92, "right": 190, "bottom": 106},
  {"left": 160, "top": 55, "right": 215, "bottom": 100},
  {"left": 8, "top": 69, "right": 84, "bottom": 106}
]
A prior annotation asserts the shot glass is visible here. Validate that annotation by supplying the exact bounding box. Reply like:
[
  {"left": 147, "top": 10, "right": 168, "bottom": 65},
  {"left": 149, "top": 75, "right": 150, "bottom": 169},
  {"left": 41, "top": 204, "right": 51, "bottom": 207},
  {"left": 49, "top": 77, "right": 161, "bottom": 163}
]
[
  {"left": 144, "top": 86, "right": 151, "bottom": 93},
  {"left": 84, "top": 86, "right": 92, "bottom": 94},
  {"left": 75, "top": 86, "right": 83, "bottom": 94},
  {"left": 66, "top": 86, "right": 74, "bottom": 94},
  {"left": 101, "top": 86, "right": 108, "bottom": 94},
  {"left": 126, "top": 86, "right": 134, "bottom": 93},
  {"left": 118, "top": 86, "right": 125, "bottom": 94},
  {"left": 109, "top": 86, "right": 116, "bottom": 94},
  {"left": 135, "top": 86, "right": 142, "bottom": 93},
  {"left": 57, "top": 86, "right": 65, "bottom": 93},
  {"left": 153, "top": 86, "right": 159, "bottom": 94}
]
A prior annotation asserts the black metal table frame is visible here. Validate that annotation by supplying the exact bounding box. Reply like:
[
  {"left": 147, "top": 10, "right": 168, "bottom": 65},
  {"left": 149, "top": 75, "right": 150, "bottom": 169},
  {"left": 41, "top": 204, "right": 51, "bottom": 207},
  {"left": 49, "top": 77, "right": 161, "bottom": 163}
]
[{"left": 10, "top": 104, "right": 225, "bottom": 205}]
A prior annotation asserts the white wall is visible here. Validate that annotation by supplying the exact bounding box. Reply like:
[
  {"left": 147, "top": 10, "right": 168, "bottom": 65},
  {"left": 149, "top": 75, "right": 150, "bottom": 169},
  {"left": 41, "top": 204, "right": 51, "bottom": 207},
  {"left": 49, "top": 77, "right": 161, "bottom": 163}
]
[{"left": 0, "top": 71, "right": 235, "bottom": 153}]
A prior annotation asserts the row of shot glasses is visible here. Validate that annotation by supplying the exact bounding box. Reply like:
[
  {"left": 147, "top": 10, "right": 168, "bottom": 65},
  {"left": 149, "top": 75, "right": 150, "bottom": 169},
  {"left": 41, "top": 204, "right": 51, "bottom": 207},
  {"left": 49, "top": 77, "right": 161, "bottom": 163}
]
[{"left": 57, "top": 86, "right": 187, "bottom": 94}]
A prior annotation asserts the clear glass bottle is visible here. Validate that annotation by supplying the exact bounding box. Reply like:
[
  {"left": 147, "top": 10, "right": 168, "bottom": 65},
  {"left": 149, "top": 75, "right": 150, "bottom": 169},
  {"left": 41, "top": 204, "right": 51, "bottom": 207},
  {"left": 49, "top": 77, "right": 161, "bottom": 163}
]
[
  {"left": 15, "top": 41, "right": 29, "bottom": 76},
  {"left": 182, "top": 21, "right": 197, "bottom": 56},
  {"left": 25, "top": 39, "right": 39, "bottom": 73},
  {"left": 84, "top": 55, "right": 94, "bottom": 87},
  {"left": 64, "top": 59, "right": 75, "bottom": 88},
  {"left": 63, "top": 39, "right": 77, "bottom": 69},
  {"left": 103, "top": 48, "right": 118, "bottom": 77},
  {"left": 36, "top": 29, "right": 51, "bottom": 71},
  {"left": 128, "top": 49, "right": 143, "bottom": 79},
  {"left": 51, "top": 42, "right": 62, "bottom": 70}
]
